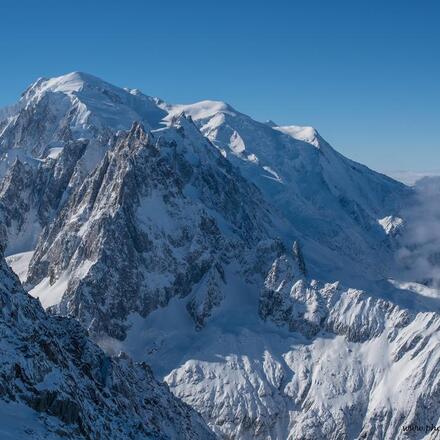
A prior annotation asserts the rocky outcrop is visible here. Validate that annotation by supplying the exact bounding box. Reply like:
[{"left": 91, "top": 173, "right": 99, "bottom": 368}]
[{"left": 0, "top": 252, "right": 215, "bottom": 439}]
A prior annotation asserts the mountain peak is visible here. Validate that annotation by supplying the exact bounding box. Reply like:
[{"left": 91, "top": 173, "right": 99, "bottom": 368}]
[
  {"left": 265, "top": 119, "right": 278, "bottom": 127},
  {"left": 12, "top": 72, "right": 168, "bottom": 142},
  {"left": 127, "top": 120, "right": 150, "bottom": 143},
  {"left": 165, "top": 99, "right": 237, "bottom": 122},
  {"left": 273, "top": 124, "right": 320, "bottom": 147},
  {"left": 23, "top": 71, "right": 118, "bottom": 101},
  {"left": 51, "top": 70, "right": 100, "bottom": 83}
]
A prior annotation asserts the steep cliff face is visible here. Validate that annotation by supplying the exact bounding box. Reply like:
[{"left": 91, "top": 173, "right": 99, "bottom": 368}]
[
  {"left": 0, "top": 139, "right": 89, "bottom": 254},
  {"left": 0, "top": 158, "right": 38, "bottom": 254},
  {"left": 25, "top": 119, "right": 281, "bottom": 339},
  {"left": 0, "top": 252, "right": 215, "bottom": 439}
]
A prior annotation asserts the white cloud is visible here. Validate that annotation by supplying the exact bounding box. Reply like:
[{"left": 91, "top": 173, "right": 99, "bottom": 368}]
[{"left": 397, "top": 177, "right": 440, "bottom": 288}]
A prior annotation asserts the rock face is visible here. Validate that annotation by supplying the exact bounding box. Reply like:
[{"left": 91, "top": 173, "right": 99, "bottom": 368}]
[
  {"left": 25, "top": 118, "right": 279, "bottom": 338},
  {"left": 0, "top": 158, "right": 38, "bottom": 254},
  {"left": 2, "top": 72, "right": 440, "bottom": 440},
  {"left": 0, "top": 251, "right": 215, "bottom": 439}
]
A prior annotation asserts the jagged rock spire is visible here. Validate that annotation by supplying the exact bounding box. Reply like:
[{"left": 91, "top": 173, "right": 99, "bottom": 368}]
[{"left": 292, "top": 240, "right": 306, "bottom": 276}]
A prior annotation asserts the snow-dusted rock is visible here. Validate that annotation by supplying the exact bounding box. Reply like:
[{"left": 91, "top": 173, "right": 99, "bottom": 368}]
[
  {"left": 26, "top": 120, "right": 280, "bottom": 339},
  {"left": 0, "top": 251, "right": 214, "bottom": 439}
]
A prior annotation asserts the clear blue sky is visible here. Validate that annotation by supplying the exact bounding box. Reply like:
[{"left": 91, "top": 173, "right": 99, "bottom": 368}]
[{"left": 0, "top": 0, "right": 438, "bottom": 173}]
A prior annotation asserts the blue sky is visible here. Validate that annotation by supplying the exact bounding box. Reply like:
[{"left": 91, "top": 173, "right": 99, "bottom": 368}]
[{"left": 0, "top": 0, "right": 438, "bottom": 174}]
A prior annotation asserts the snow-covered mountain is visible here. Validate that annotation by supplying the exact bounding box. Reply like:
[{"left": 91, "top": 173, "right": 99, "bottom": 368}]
[
  {"left": 0, "top": 249, "right": 214, "bottom": 439},
  {"left": 2, "top": 72, "right": 439, "bottom": 440},
  {"left": 162, "top": 100, "right": 409, "bottom": 280},
  {"left": 0, "top": 72, "right": 166, "bottom": 157}
]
